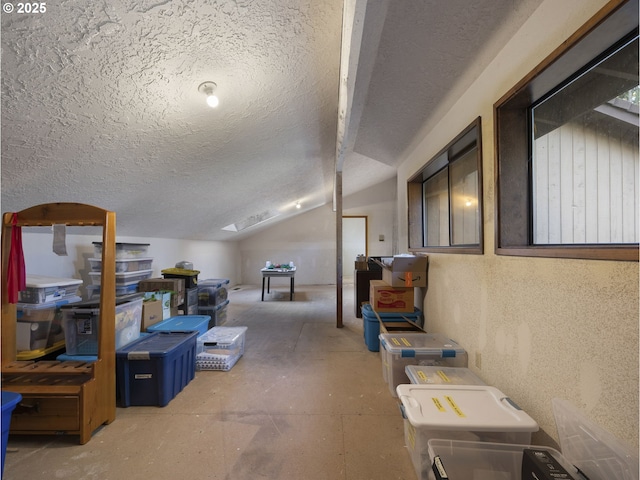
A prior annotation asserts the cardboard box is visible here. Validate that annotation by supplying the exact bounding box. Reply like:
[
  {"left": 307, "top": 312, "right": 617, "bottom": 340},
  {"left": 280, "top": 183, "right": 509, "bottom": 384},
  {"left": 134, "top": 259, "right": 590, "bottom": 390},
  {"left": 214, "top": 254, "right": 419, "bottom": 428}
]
[
  {"left": 355, "top": 261, "right": 368, "bottom": 271},
  {"left": 143, "top": 291, "right": 172, "bottom": 319},
  {"left": 381, "top": 255, "right": 428, "bottom": 287},
  {"left": 138, "top": 278, "right": 185, "bottom": 307},
  {"left": 141, "top": 299, "right": 164, "bottom": 331},
  {"left": 369, "top": 280, "right": 414, "bottom": 313}
]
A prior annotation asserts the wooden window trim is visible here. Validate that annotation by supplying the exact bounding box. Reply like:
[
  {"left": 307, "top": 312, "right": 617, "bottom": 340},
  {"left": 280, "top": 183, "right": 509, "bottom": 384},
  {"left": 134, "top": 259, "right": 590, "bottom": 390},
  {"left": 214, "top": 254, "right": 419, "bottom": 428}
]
[
  {"left": 494, "top": 0, "right": 639, "bottom": 262},
  {"left": 408, "top": 117, "right": 484, "bottom": 255}
]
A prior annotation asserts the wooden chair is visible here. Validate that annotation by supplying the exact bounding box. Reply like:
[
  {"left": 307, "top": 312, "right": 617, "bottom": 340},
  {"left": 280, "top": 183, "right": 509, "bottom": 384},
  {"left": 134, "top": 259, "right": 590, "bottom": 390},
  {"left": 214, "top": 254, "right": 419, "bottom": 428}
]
[{"left": 1, "top": 203, "right": 116, "bottom": 444}]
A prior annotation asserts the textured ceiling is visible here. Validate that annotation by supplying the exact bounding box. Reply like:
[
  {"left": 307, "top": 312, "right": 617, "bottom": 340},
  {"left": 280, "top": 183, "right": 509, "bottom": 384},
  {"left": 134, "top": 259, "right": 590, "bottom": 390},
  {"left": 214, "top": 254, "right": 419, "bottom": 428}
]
[{"left": 1, "top": 0, "right": 543, "bottom": 241}]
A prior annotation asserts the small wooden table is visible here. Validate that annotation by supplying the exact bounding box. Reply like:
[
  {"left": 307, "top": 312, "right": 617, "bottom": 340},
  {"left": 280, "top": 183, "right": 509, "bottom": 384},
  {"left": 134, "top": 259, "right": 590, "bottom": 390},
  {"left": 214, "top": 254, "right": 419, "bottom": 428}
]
[{"left": 261, "top": 267, "right": 296, "bottom": 301}]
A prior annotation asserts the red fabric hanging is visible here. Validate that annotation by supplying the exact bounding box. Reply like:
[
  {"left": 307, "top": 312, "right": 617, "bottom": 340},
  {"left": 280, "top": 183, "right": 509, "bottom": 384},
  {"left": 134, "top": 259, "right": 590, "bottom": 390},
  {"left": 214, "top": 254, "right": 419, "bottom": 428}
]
[{"left": 7, "top": 213, "right": 26, "bottom": 304}]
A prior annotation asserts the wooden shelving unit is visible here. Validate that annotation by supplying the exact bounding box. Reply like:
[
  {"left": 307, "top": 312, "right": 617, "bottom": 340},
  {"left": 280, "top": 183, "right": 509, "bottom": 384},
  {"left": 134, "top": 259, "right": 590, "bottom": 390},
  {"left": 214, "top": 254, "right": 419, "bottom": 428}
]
[{"left": 1, "top": 203, "right": 117, "bottom": 444}]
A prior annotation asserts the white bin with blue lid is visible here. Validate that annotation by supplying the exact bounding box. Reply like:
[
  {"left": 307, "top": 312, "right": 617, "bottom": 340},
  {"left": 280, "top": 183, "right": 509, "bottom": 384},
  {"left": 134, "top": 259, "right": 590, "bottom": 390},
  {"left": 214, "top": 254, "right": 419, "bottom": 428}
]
[
  {"left": 379, "top": 332, "right": 468, "bottom": 397},
  {"left": 405, "top": 365, "right": 486, "bottom": 386},
  {"left": 396, "top": 384, "right": 539, "bottom": 480},
  {"left": 426, "top": 397, "right": 639, "bottom": 480}
]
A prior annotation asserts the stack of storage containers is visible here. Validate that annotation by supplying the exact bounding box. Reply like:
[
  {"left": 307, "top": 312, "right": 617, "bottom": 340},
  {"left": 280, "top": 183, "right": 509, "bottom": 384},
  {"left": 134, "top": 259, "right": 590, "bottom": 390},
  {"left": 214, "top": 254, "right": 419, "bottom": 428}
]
[
  {"left": 87, "top": 242, "right": 153, "bottom": 298},
  {"left": 197, "top": 278, "right": 230, "bottom": 328},
  {"left": 161, "top": 267, "right": 199, "bottom": 314},
  {"left": 16, "top": 274, "right": 83, "bottom": 359}
]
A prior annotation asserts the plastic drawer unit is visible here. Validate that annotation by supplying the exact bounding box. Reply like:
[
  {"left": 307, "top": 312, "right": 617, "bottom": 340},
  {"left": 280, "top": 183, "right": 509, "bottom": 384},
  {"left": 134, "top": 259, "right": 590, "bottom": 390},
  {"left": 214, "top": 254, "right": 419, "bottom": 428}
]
[
  {"left": 397, "top": 384, "right": 539, "bottom": 480},
  {"left": 379, "top": 332, "right": 467, "bottom": 397},
  {"left": 361, "top": 303, "right": 423, "bottom": 352},
  {"left": 116, "top": 331, "right": 198, "bottom": 407},
  {"left": 146, "top": 314, "right": 211, "bottom": 337}
]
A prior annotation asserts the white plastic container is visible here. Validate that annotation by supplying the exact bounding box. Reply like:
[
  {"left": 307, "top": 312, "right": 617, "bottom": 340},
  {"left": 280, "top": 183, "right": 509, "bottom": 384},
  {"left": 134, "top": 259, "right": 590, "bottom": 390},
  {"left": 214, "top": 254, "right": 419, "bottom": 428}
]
[
  {"left": 426, "top": 397, "right": 639, "bottom": 480},
  {"left": 88, "top": 257, "right": 153, "bottom": 273},
  {"left": 405, "top": 365, "right": 486, "bottom": 386},
  {"left": 92, "top": 242, "right": 150, "bottom": 259},
  {"left": 18, "top": 274, "right": 82, "bottom": 304},
  {"left": 379, "top": 332, "right": 468, "bottom": 397},
  {"left": 88, "top": 269, "right": 153, "bottom": 286},
  {"left": 396, "top": 384, "right": 539, "bottom": 480}
]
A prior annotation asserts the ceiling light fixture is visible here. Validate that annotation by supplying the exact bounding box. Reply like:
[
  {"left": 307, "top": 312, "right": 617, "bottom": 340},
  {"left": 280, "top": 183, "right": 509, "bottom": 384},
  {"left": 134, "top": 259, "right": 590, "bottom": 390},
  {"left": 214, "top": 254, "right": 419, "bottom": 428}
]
[
  {"left": 198, "top": 81, "right": 219, "bottom": 108},
  {"left": 296, "top": 202, "right": 301, "bottom": 209}
]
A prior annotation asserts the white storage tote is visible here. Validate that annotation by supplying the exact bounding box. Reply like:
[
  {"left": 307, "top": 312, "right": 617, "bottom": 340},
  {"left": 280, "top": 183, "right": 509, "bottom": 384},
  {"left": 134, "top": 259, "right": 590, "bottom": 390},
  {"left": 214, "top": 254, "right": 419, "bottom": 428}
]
[{"left": 397, "top": 384, "right": 539, "bottom": 480}]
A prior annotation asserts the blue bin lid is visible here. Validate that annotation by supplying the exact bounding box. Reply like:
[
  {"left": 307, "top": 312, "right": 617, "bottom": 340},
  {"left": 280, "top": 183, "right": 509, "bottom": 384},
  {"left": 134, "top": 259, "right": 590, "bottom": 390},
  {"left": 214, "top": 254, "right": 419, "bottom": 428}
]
[
  {"left": 362, "top": 303, "right": 422, "bottom": 319},
  {"left": 2, "top": 391, "right": 22, "bottom": 411},
  {"left": 117, "top": 331, "right": 198, "bottom": 358},
  {"left": 199, "top": 279, "right": 230, "bottom": 287},
  {"left": 147, "top": 315, "right": 211, "bottom": 334}
]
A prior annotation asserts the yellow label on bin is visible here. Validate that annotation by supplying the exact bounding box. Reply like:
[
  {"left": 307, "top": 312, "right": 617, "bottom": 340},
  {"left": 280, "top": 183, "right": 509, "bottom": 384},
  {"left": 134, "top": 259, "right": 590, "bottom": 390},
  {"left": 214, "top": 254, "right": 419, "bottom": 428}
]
[
  {"left": 417, "top": 370, "right": 428, "bottom": 382},
  {"left": 437, "top": 370, "right": 451, "bottom": 383},
  {"left": 391, "top": 338, "right": 401, "bottom": 346},
  {"left": 445, "top": 396, "right": 465, "bottom": 417},
  {"left": 400, "top": 337, "right": 411, "bottom": 346},
  {"left": 432, "top": 397, "right": 446, "bottom": 412}
]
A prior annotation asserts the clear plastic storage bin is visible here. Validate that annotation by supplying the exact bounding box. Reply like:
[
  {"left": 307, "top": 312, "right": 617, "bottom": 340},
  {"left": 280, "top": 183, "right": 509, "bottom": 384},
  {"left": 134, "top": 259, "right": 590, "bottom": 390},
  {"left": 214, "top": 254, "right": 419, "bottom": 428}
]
[
  {"left": 88, "top": 269, "right": 153, "bottom": 286},
  {"left": 61, "top": 294, "right": 143, "bottom": 355},
  {"left": 379, "top": 332, "right": 467, "bottom": 397},
  {"left": 397, "top": 384, "right": 539, "bottom": 480},
  {"left": 196, "top": 326, "right": 247, "bottom": 371},
  {"left": 88, "top": 257, "right": 153, "bottom": 273},
  {"left": 17, "top": 296, "right": 81, "bottom": 351},
  {"left": 18, "top": 274, "right": 82, "bottom": 304},
  {"left": 425, "top": 397, "right": 639, "bottom": 480},
  {"left": 405, "top": 365, "right": 486, "bottom": 386},
  {"left": 93, "top": 242, "right": 150, "bottom": 259}
]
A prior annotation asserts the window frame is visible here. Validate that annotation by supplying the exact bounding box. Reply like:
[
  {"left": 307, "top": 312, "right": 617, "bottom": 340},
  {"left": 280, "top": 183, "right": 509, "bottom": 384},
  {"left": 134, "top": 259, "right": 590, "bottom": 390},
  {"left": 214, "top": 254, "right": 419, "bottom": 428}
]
[
  {"left": 494, "top": 0, "right": 639, "bottom": 261},
  {"left": 408, "top": 117, "right": 484, "bottom": 255}
]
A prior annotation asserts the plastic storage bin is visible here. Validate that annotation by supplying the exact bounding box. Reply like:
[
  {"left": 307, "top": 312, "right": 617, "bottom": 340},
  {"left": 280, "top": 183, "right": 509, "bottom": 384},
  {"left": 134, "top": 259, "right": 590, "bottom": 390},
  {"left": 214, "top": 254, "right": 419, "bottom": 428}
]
[
  {"left": 86, "top": 283, "right": 139, "bottom": 299},
  {"left": 426, "top": 397, "right": 639, "bottom": 480},
  {"left": 16, "top": 296, "right": 81, "bottom": 351},
  {"left": 116, "top": 331, "right": 198, "bottom": 407},
  {"left": 397, "top": 384, "right": 539, "bottom": 480},
  {"left": 196, "top": 326, "right": 247, "bottom": 371},
  {"left": 198, "top": 299, "right": 230, "bottom": 328},
  {"left": 93, "top": 241, "right": 150, "bottom": 259},
  {"left": 88, "top": 269, "right": 153, "bottom": 286},
  {"left": 379, "top": 332, "right": 467, "bottom": 397},
  {"left": 362, "top": 303, "right": 423, "bottom": 352},
  {"left": 88, "top": 257, "right": 153, "bottom": 273},
  {"left": 61, "top": 295, "right": 143, "bottom": 355},
  {"left": 146, "top": 314, "right": 211, "bottom": 337},
  {"left": 405, "top": 365, "right": 486, "bottom": 386},
  {"left": 198, "top": 278, "right": 229, "bottom": 306},
  {"left": 2, "top": 391, "right": 22, "bottom": 477},
  {"left": 18, "top": 274, "right": 82, "bottom": 304}
]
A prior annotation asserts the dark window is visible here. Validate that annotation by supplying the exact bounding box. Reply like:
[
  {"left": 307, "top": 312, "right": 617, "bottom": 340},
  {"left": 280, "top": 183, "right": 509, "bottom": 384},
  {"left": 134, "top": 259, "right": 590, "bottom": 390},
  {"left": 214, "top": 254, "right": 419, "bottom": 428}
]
[{"left": 408, "top": 118, "right": 483, "bottom": 254}]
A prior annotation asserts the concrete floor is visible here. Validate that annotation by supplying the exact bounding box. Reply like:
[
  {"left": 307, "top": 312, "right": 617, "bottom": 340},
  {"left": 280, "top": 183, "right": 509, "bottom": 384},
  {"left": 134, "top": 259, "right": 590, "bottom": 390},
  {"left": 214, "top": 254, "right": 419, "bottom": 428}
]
[{"left": 3, "top": 283, "right": 417, "bottom": 480}]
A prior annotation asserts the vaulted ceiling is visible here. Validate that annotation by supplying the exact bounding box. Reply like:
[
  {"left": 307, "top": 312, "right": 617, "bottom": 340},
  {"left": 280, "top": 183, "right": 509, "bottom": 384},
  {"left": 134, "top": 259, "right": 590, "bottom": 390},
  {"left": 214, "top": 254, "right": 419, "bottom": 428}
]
[{"left": 1, "top": 0, "right": 543, "bottom": 241}]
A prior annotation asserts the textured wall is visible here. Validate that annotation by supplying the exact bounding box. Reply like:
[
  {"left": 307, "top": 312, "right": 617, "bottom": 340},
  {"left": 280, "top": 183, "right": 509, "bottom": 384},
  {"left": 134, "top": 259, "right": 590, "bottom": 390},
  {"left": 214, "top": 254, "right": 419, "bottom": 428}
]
[{"left": 397, "top": 0, "right": 639, "bottom": 448}]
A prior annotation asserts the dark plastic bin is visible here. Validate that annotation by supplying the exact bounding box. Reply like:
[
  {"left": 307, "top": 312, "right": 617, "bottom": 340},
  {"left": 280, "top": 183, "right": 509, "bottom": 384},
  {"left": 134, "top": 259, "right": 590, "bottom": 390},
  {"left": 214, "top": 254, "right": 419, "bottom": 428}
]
[
  {"left": 2, "top": 391, "right": 22, "bottom": 476},
  {"left": 116, "top": 331, "right": 198, "bottom": 407},
  {"left": 146, "top": 314, "right": 211, "bottom": 337},
  {"left": 362, "top": 304, "right": 423, "bottom": 352}
]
